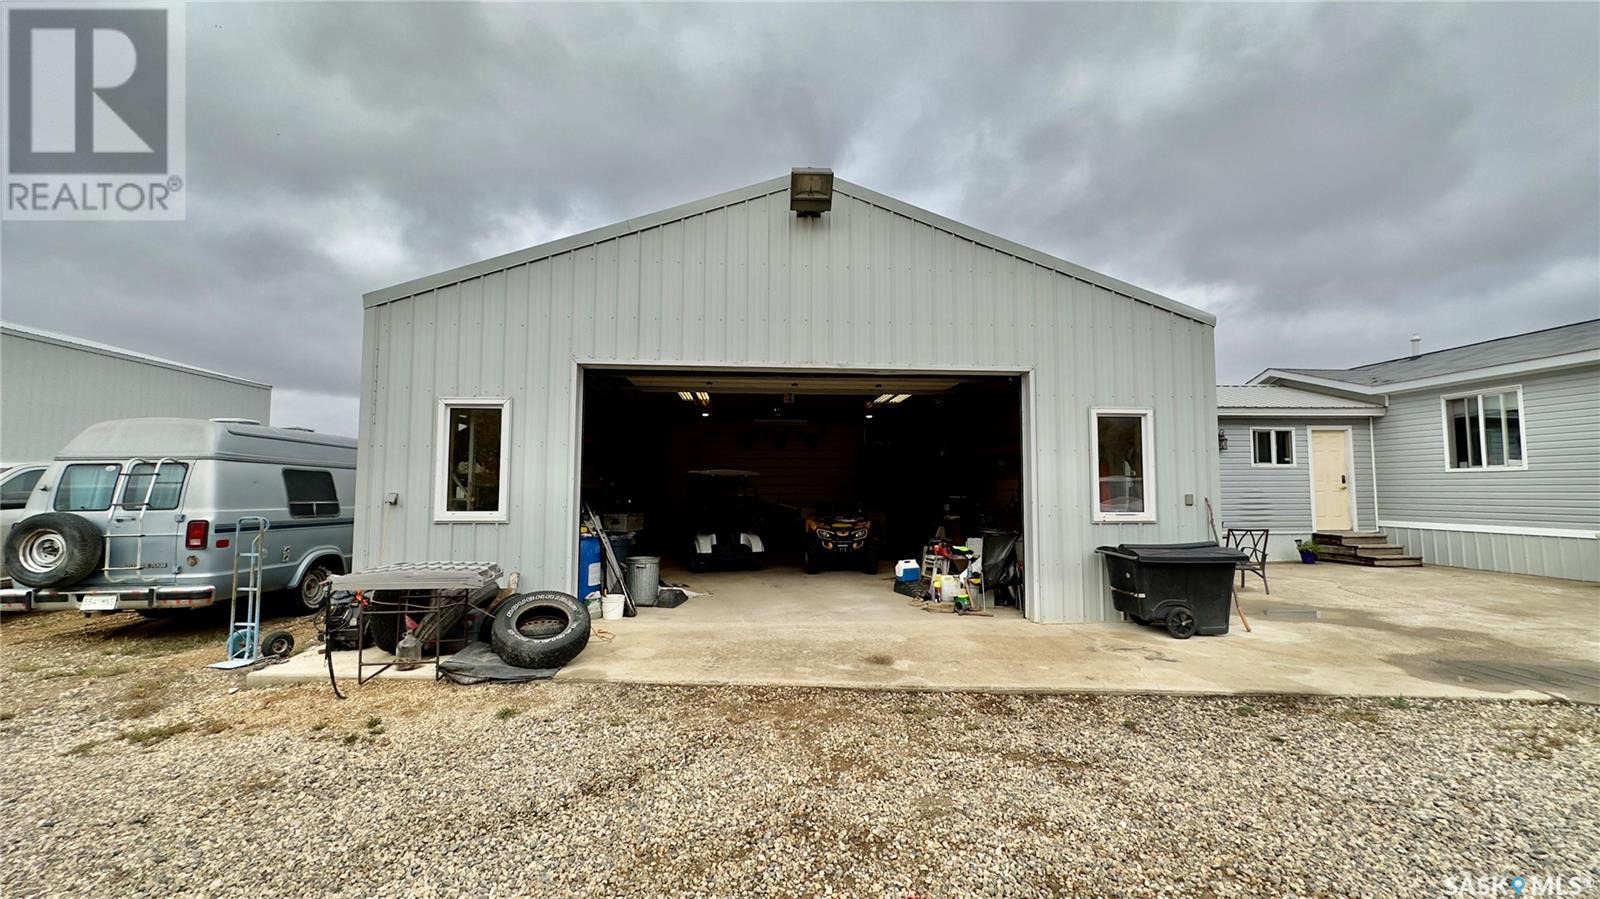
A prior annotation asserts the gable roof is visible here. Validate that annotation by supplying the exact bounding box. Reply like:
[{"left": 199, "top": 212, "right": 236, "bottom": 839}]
[
  {"left": 1217, "top": 385, "right": 1383, "bottom": 417},
  {"left": 1251, "top": 319, "right": 1600, "bottom": 395},
  {"left": 1, "top": 322, "right": 272, "bottom": 390},
  {"left": 363, "top": 174, "right": 1215, "bottom": 326}
]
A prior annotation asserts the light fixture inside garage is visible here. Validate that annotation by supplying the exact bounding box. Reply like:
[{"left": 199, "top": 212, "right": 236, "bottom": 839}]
[
  {"left": 790, "top": 167, "right": 833, "bottom": 217},
  {"left": 677, "top": 391, "right": 711, "bottom": 407},
  {"left": 870, "top": 393, "right": 912, "bottom": 407}
]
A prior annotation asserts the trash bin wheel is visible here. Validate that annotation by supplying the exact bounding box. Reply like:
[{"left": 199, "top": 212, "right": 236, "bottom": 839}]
[{"left": 1165, "top": 607, "right": 1197, "bottom": 639}]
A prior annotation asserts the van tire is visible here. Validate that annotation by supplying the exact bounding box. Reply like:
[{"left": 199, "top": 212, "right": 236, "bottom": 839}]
[
  {"left": 4, "top": 514, "right": 102, "bottom": 588},
  {"left": 490, "top": 591, "right": 590, "bottom": 669},
  {"left": 297, "top": 563, "right": 336, "bottom": 612}
]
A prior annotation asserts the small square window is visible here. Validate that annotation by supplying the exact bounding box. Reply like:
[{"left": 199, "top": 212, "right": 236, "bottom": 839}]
[{"left": 1251, "top": 429, "right": 1295, "bottom": 466}]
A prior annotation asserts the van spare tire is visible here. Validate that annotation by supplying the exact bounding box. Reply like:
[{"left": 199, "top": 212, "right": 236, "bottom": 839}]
[
  {"left": 490, "top": 591, "right": 590, "bottom": 669},
  {"left": 4, "top": 513, "right": 102, "bottom": 588}
]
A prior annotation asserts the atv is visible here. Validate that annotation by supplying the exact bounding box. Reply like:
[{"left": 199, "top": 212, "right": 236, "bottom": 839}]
[{"left": 803, "top": 502, "right": 879, "bottom": 574}]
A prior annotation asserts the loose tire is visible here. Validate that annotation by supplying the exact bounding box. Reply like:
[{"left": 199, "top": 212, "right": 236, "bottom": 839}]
[
  {"left": 3, "top": 513, "right": 102, "bottom": 588},
  {"left": 490, "top": 591, "right": 590, "bottom": 669},
  {"left": 262, "top": 630, "right": 295, "bottom": 657},
  {"left": 1165, "top": 607, "right": 1197, "bottom": 640}
]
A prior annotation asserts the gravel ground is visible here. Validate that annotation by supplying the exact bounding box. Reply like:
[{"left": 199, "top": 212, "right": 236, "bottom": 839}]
[{"left": 2, "top": 609, "right": 1597, "bottom": 898}]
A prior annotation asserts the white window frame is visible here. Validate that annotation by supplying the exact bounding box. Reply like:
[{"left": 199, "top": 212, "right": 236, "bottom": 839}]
[
  {"left": 1089, "top": 407, "right": 1156, "bottom": 524},
  {"left": 434, "top": 397, "right": 512, "bottom": 523},
  {"left": 1438, "top": 385, "right": 1528, "bottom": 473},
  {"left": 1249, "top": 427, "right": 1297, "bottom": 467}
]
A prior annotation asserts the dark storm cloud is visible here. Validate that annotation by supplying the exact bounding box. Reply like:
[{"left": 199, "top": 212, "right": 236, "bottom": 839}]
[{"left": 2, "top": 2, "right": 1595, "bottom": 433}]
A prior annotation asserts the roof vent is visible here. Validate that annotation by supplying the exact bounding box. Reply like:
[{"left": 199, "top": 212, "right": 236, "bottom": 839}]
[
  {"left": 790, "top": 168, "right": 833, "bottom": 217},
  {"left": 1409, "top": 335, "right": 1421, "bottom": 358},
  {"left": 209, "top": 417, "right": 262, "bottom": 425}
]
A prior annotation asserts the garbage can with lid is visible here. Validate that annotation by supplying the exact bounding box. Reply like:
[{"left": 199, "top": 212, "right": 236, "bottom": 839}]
[{"left": 1095, "top": 542, "right": 1246, "bottom": 639}]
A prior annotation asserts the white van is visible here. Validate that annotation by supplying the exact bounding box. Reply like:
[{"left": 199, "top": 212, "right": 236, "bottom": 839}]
[{"left": 1, "top": 418, "right": 355, "bottom": 615}]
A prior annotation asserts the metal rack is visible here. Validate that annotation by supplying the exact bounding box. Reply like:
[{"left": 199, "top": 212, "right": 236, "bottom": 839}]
[
  {"left": 326, "top": 562, "right": 505, "bottom": 688},
  {"left": 354, "top": 588, "right": 471, "bottom": 684}
]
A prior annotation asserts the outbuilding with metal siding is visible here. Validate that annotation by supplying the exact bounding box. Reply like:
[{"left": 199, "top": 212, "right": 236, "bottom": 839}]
[
  {"left": 1, "top": 323, "right": 273, "bottom": 466},
  {"left": 355, "top": 172, "right": 1222, "bottom": 623}
]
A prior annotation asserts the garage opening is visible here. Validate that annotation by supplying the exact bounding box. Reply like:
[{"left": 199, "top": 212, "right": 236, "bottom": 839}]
[{"left": 579, "top": 368, "right": 1025, "bottom": 617}]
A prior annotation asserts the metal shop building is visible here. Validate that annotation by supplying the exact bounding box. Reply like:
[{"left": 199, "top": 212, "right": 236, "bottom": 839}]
[
  {"left": 354, "top": 172, "right": 1221, "bottom": 623},
  {"left": 1, "top": 323, "right": 273, "bottom": 466}
]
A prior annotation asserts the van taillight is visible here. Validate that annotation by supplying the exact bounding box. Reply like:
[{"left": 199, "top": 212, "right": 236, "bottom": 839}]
[{"left": 185, "top": 520, "right": 209, "bottom": 550}]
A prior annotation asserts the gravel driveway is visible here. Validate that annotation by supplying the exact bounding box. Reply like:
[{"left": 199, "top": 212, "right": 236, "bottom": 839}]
[{"left": 2, "top": 610, "right": 1596, "bottom": 898}]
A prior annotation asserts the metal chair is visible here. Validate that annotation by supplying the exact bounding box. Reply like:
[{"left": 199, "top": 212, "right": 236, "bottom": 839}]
[{"left": 1224, "top": 527, "right": 1270, "bottom": 594}]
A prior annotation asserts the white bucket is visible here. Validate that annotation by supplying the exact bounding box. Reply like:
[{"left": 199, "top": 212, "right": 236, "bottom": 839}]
[{"left": 601, "top": 593, "right": 626, "bottom": 621}]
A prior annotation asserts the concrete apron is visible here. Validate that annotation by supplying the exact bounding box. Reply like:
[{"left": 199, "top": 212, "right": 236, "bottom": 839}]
[{"left": 246, "top": 563, "right": 1600, "bottom": 703}]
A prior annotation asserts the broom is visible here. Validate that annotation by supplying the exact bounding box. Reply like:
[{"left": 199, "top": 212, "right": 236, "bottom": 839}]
[{"left": 1206, "top": 498, "right": 1252, "bottom": 633}]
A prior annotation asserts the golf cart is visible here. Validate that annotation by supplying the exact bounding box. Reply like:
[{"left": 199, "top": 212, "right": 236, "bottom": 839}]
[
  {"left": 685, "top": 469, "right": 766, "bottom": 572},
  {"left": 803, "top": 501, "right": 879, "bottom": 574}
]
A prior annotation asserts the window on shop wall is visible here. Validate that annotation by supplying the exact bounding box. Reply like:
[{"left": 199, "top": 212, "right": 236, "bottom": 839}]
[
  {"left": 434, "top": 398, "right": 511, "bottom": 522},
  {"left": 1091, "top": 409, "right": 1155, "bottom": 523}
]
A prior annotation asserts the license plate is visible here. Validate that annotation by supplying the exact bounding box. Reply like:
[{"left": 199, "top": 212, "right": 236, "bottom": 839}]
[{"left": 79, "top": 594, "right": 118, "bottom": 611}]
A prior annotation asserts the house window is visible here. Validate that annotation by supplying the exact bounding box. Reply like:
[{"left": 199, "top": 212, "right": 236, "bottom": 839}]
[
  {"left": 1444, "top": 386, "right": 1525, "bottom": 470},
  {"left": 435, "top": 398, "right": 511, "bottom": 522},
  {"left": 1251, "top": 428, "right": 1295, "bottom": 466},
  {"left": 284, "top": 469, "right": 340, "bottom": 518},
  {"left": 1091, "top": 408, "right": 1155, "bottom": 522}
]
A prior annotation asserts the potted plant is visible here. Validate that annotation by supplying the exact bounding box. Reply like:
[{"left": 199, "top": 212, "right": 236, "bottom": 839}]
[{"left": 1295, "top": 540, "right": 1321, "bottom": 564}]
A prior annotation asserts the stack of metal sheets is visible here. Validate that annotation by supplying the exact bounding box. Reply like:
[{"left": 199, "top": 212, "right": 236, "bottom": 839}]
[{"left": 328, "top": 561, "right": 504, "bottom": 592}]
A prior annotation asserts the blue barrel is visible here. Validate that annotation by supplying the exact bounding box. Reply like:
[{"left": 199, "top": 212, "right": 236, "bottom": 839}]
[{"left": 578, "top": 535, "right": 603, "bottom": 599}]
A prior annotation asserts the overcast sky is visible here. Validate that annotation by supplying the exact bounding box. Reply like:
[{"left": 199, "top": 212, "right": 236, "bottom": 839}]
[{"left": 2, "top": 2, "right": 1595, "bottom": 436}]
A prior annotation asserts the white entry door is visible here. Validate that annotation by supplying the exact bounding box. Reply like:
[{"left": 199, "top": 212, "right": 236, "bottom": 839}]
[{"left": 1310, "top": 429, "right": 1354, "bottom": 531}]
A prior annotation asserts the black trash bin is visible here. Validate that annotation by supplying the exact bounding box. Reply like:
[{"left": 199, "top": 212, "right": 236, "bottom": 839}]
[{"left": 1095, "top": 542, "right": 1246, "bottom": 639}]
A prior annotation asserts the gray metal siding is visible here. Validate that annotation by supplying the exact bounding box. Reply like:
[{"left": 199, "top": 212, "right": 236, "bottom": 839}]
[
  {"left": 1384, "top": 525, "right": 1600, "bottom": 583},
  {"left": 355, "top": 186, "right": 1220, "bottom": 623},
  {"left": 1217, "top": 417, "right": 1378, "bottom": 544},
  {"left": 1, "top": 331, "right": 272, "bottom": 465},
  {"left": 1373, "top": 366, "right": 1600, "bottom": 531}
]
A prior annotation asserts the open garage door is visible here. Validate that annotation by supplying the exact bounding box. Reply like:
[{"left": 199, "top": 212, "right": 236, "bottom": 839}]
[{"left": 579, "top": 368, "right": 1024, "bottom": 613}]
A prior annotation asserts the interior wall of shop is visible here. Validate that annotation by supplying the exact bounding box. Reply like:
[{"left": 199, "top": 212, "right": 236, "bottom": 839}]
[
  {"left": 356, "top": 176, "right": 1219, "bottom": 623},
  {"left": 581, "top": 378, "right": 1024, "bottom": 561}
]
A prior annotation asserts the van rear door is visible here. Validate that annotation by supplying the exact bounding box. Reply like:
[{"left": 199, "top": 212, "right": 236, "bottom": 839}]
[{"left": 103, "top": 460, "right": 188, "bottom": 584}]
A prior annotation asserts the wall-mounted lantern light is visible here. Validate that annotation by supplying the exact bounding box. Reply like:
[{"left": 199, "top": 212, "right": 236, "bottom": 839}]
[
  {"left": 790, "top": 167, "right": 833, "bottom": 217},
  {"left": 1218, "top": 429, "right": 1228, "bottom": 452}
]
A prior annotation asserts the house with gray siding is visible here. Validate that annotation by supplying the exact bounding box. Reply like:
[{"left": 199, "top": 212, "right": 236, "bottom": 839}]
[
  {"left": 1235, "top": 320, "right": 1599, "bottom": 581},
  {"left": 1216, "top": 386, "right": 1384, "bottom": 560}
]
